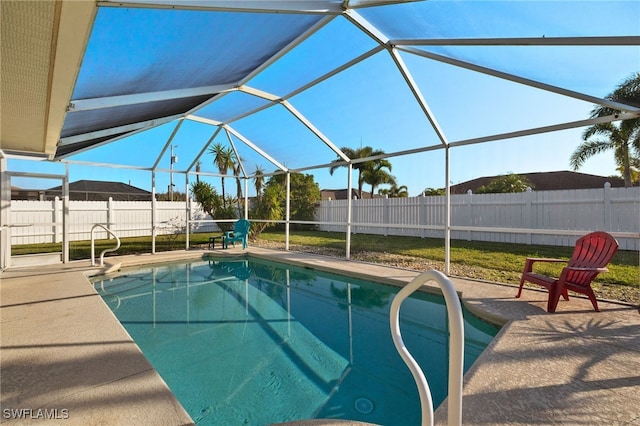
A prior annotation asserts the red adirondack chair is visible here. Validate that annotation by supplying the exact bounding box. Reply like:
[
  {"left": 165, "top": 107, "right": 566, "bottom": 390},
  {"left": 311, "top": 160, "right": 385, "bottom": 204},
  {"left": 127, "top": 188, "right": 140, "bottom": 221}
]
[{"left": 516, "top": 231, "right": 619, "bottom": 313}]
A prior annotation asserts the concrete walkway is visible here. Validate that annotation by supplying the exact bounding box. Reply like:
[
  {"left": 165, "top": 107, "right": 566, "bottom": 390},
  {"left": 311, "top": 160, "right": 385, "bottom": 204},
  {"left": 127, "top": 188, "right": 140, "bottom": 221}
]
[{"left": 1, "top": 248, "right": 638, "bottom": 425}]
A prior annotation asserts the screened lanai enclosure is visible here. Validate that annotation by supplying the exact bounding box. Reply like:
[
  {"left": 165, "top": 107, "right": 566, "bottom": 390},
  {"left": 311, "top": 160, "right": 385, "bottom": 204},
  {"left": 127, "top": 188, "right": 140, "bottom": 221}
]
[{"left": 1, "top": 0, "right": 639, "bottom": 270}]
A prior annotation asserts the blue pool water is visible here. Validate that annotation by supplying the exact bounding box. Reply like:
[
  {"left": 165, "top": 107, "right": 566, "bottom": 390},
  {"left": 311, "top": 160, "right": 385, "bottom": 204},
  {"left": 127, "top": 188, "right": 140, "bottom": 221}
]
[{"left": 92, "top": 257, "right": 498, "bottom": 425}]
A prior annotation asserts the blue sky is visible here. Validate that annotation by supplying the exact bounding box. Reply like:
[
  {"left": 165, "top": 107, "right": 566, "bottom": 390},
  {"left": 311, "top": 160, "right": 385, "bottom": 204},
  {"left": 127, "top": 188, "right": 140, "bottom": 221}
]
[{"left": 8, "top": 2, "right": 640, "bottom": 197}]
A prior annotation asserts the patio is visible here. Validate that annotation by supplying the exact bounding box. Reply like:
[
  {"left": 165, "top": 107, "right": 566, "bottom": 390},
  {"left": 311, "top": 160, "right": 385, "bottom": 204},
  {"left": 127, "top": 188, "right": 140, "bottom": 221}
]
[{"left": 1, "top": 248, "right": 638, "bottom": 425}]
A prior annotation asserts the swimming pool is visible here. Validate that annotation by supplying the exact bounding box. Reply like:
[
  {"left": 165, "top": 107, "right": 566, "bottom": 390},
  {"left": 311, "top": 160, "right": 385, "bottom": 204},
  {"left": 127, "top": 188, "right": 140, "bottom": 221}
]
[{"left": 92, "top": 256, "right": 499, "bottom": 425}]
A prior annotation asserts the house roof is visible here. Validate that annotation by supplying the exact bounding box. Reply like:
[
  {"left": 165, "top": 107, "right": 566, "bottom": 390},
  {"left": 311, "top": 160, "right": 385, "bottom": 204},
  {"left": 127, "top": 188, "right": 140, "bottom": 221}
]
[
  {"left": 320, "top": 188, "right": 379, "bottom": 200},
  {"left": 449, "top": 171, "right": 626, "bottom": 194},
  {"left": 47, "top": 180, "right": 152, "bottom": 201}
]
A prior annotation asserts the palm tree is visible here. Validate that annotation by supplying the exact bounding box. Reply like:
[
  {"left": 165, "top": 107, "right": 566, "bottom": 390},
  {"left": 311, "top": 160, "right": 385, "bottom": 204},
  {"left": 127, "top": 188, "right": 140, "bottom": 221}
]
[
  {"left": 230, "top": 151, "right": 244, "bottom": 204},
  {"left": 379, "top": 183, "right": 409, "bottom": 197},
  {"left": 329, "top": 146, "right": 388, "bottom": 196},
  {"left": 209, "top": 142, "right": 235, "bottom": 207},
  {"left": 362, "top": 163, "right": 395, "bottom": 196},
  {"left": 571, "top": 120, "right": 639, "bottom": 187},
  {"left": 253, "top": 165, "right": 265, "bottom": 202},
  {"left": 476, "top": 173, "right": 533, "bottom": 194},
  {"left": 422, "top": 187, "right": 445, "bottom": 196},
  {"left": 571, "top": 73, "right": 640, "bottom": 187},
  {"left": 616, "top": 159, "right": 640, "bottom": 186},
  {"left": 195, "top": 160, "right": 201, "bottom": 183}
]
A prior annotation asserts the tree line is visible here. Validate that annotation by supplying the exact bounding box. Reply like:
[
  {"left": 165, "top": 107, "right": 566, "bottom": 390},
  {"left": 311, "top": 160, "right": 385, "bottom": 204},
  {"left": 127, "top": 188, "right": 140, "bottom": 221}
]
[
  {"left": 328, "top": 146, "right": 408, "bottom": 197},
  {"left": 190, "top": 143, "right": 410, "bottom": 238},
  {"left": 190, "top": 162, "right": 320, "bottom": 237}
]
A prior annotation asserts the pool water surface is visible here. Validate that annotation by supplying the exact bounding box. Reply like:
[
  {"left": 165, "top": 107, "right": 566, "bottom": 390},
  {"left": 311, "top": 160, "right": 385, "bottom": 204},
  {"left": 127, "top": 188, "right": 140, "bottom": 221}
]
[{"left": 92, "top": 257, "right": 498, "bottom": 425}]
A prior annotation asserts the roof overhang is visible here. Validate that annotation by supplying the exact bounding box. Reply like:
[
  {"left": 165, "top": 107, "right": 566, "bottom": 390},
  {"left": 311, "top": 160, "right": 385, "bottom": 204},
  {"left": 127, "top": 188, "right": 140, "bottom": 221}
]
[{"left": 0, "top": 0, "right": 95, "bottom": 159}]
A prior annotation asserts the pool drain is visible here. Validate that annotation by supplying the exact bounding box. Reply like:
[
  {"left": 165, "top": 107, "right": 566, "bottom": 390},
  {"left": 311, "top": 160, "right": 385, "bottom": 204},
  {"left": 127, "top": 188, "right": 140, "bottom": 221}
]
[{"left": 354, "top": 397, "right": 374, "bottom": 414}]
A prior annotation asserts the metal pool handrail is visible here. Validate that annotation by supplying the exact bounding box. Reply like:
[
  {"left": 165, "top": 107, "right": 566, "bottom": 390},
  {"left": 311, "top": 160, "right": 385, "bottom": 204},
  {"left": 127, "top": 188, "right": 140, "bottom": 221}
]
[
  {"left": 90, "top": 224, "right": 121, "bottom": 266},
  {"left": 390, "top": 270, "right": 464, "bottom": 426}
]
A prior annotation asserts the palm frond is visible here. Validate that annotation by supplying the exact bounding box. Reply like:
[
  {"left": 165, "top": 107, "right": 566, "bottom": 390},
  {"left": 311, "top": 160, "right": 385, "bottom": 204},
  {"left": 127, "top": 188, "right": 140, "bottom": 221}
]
[{"left": 570, "top": 139, "right": 615, "bottom": 169}]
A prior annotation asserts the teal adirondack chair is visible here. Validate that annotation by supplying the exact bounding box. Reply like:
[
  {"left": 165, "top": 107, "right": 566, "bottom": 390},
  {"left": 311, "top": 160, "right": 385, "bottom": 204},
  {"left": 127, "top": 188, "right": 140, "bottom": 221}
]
[{"left": 224, "top": 219, "right": 250, "bottom": 249}]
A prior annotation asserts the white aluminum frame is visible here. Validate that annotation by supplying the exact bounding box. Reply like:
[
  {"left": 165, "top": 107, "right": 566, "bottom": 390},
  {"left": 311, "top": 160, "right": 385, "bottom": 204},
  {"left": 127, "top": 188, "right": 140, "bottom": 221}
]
[{"left": 4, "top": 0, "right": 639, "bottom": 277}]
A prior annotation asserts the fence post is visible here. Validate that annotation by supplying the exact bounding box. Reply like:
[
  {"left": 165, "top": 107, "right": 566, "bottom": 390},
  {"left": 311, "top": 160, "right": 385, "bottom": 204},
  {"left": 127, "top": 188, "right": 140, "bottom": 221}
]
[
  {"left": 525, "top": 187, "right": 532, "bottom": 245},
  {"left": 107, "top": 197, "right": 114, "bottom": 239},
  {"left": 186, "top": 196, "right": 191, "bottom": 250},
  {"left": 420, "top": 193, "right": 427, "bottom": 238},
  {"left": 603, "top": 182, "right": 611, "bottom": 231},
  {"left": 352, "top": 195, "right": 358, "bottom": 235},
  {"left": 53, "top": 197, "right": 61, "bottom": 243},
  {"left": 383, "top": 195, "right": 389, "bottom": 236},
  {"left": 466, "top": 190, "right": 473, "bottom": 242}
]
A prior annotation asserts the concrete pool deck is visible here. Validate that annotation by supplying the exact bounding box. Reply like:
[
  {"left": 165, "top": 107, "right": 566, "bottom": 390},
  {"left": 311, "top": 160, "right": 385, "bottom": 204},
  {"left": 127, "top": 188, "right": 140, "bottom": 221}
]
[{"left": 1, "top": 248, "right": 638, "bottom": 425}]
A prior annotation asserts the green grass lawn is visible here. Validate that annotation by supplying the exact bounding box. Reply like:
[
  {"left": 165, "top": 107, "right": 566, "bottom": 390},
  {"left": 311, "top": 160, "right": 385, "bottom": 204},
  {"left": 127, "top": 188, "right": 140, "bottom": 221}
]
[
  {"left": 10, "top": 233, "right": 217, "bottom": 260},
  {"left": 10, "top": 230, "right": 639, "bottom": 289},
  {"left": 256, "top": 230, "right": 639, "bottom": 289}
]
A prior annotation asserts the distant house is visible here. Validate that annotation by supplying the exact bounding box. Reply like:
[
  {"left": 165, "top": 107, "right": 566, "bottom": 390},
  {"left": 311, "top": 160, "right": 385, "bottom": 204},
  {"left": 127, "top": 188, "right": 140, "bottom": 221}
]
[
  {"left": 320, "top": 189, "right": 381, "bottom": 200},
  {"left": 449, "top": 171, "right": 626, "bottom": 194},
  {"left": 11, "top": 186, "right": 48, "bottom": 201},
  {"left": 45, "top": 180, "right": 154, "bottom": 201}
]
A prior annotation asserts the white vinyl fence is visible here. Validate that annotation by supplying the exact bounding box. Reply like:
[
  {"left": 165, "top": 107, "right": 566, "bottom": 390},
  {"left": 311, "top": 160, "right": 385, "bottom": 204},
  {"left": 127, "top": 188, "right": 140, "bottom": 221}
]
[
  {"left": 9, "top": 199, "right": 219, "bottom": 245},
  {"left": 9, "top": 185, "right": 640, "bottom": 251},
  {"left": 316, "top": 185, "right": 640, "bottom": 250}
]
